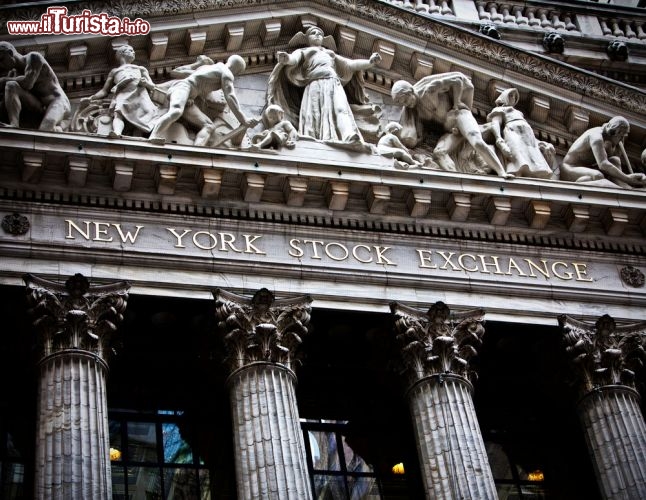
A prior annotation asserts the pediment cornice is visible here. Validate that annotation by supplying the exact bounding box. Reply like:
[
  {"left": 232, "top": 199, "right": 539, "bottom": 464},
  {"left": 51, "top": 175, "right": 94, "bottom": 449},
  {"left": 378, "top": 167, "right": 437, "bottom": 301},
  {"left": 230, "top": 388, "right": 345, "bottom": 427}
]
[
  {"left": 1, "top": 127, "right": 645, "bottom": 253},
  {"left": 2, "top": 0, "right": 645, "bottom": 118}
]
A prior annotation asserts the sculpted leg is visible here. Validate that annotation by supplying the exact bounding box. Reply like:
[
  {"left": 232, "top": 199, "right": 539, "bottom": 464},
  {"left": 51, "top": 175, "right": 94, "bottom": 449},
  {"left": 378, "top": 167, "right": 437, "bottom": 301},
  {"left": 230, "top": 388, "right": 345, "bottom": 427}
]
[
  {"left": 182, "top": 105, "right": 214, "bottom": 147},
  {"left": 4, "top": 81, "right": 22, "bottom": 127},
  {"left": 433, "top": 133, "right": 460, "bottom": 171},
  {"left": 454, "top": 109, "right": 511, "bottom": 178},
  {"left": 40, "top": 97, "right": 70, "bottom": 131},
  {"left": 110, "top": 113, "right": 125, "bottom": 138},
  {"left": 150, "top": 87, "right": 190, "bottom": 142},
  {"left": 560, "top": 164, "right": 605, "bottom": 183}
]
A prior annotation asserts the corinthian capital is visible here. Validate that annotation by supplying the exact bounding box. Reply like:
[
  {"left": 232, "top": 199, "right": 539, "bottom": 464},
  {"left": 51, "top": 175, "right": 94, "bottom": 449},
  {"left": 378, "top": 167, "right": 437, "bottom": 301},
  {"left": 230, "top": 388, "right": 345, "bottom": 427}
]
[
  {"left": 24, "top": 273, "right": 130, "bottom": 362},
  {"left": 559, "top": 314, "right": 646, "bottom": 394},
  {"left": 390, "top": 301, "right": 485, "bottom": 385},
  {"left": 213, "top": 288, "right": 312, "bottom": 373}
]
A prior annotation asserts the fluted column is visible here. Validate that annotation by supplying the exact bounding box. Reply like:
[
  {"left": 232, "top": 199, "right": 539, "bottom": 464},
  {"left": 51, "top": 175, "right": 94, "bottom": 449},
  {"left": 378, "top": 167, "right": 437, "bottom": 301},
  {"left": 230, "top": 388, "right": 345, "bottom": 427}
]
[
  {"left": 391, "top": 301, "right": 497, "bottom": 500},
  {"left": 560, "top": 314, "right": 646, "bottom": 500},
  {"left": 24, "top": 273, "right": 129, "bottom": 500},
  {"left": 214, "top": 288, "right": 313, "bottom": 500}
]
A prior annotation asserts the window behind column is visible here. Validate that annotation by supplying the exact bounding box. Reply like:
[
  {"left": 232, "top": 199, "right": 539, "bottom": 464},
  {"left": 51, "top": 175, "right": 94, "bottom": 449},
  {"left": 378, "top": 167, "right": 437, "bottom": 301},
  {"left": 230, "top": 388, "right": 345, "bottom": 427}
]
[
  {"left": 109, "top": 410, "right": 211, "bottom": 499},
  {"left": 301, "top": 419, "right": 411, "bottom": 500}
]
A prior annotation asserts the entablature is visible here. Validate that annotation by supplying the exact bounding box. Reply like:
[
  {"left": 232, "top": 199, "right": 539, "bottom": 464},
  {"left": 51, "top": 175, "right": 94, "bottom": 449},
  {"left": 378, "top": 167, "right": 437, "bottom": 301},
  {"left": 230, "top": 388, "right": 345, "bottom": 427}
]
[{"left": 1, "top": 127, "right": 645, "bottom": 253}]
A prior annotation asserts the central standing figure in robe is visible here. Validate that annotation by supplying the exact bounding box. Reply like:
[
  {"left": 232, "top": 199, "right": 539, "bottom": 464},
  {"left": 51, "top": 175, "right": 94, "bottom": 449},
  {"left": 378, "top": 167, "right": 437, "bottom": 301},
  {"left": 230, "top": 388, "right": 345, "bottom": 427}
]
[{"left": 267, "top": 26, "right": 381, "bottom": 146}]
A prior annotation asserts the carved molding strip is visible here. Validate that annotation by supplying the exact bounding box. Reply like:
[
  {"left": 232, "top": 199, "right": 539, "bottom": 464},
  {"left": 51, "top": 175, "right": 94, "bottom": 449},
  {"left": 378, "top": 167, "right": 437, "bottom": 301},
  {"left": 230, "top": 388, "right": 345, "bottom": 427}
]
[
  {"left": 1, "top": 0, "right": 644, "bottom": 113},
  {"left": 326, "top": 0, "right": 646, "bottom": 114},
  {"left": 2, "top": 187, "right": 645, "bottom": 256}
]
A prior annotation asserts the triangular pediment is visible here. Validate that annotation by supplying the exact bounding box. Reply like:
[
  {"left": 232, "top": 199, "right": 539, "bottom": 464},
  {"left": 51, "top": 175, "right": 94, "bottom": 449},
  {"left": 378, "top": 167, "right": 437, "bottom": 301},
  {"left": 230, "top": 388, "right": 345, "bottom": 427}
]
[{"left": 1, "top": 0, "right": 645, "bottom": 247}]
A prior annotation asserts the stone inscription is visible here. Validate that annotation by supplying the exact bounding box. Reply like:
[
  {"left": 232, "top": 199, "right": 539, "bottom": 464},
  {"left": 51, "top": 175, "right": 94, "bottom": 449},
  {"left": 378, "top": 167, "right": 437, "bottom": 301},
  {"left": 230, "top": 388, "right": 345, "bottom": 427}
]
[{"left": 63, "top": 219, "right": 595, "bottom": 283}]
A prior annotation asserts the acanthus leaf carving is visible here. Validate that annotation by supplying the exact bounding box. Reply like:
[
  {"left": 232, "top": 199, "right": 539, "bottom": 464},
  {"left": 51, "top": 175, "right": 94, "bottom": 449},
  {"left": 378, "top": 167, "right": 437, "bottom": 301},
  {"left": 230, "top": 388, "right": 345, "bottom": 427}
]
[
  {"left": 390, "top": 301, "right": 486, "bottom": 387},
  {"left": 559, "top": 314, "right": 646, "bottom": 395},
  {"left": 214, "top": 288, "right": 312, "bottom": 373},
  {"left": 24, "top": 273, "right": 130, "bottom": 363}
]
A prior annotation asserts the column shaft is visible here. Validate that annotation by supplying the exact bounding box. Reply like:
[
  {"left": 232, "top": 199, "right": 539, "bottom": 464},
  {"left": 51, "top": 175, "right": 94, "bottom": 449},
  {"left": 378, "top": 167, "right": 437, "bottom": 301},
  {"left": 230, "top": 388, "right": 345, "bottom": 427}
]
[
  {"left": 35, "top": 352, "right": 111, "bottom": 499},
  {"left": 228, "top": 363, "right": 312, "bottom": 500},
  {"left": 408, "top": 375, "right": 497, "bottom": 500},
  {"left": 578, "top": 387, "right": 646, "bottom": 500}
]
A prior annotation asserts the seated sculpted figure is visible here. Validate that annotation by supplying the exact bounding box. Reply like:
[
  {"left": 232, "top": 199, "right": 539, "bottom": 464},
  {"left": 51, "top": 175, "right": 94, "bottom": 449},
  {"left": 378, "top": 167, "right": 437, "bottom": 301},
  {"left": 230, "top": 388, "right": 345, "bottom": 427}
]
[
  {"left": 267, "top": 26, "right": 381, "bottom": 146},
  {"left": 560, "top": 116, "right": 646, "bottom": 188},
  {"left": 0, "top": 41, "right": 70, "bottom": 131},
  {"left": 90, "top": 44, "right": 157, "bottom": 138},
  {"left": 391, "top": 72, "right": 511, "bottom": 178},
  {"left": 149, "top": 54, "right": 256, "bottom": 146},
  {"left": 487, "top": 88, "right": 554, "bottom": 179},
  {"left": 251, "top": 104, "right": 299, "bottom": 150},
  {"left": 377, "top": 122, "right": 419, "bottom": 169}
]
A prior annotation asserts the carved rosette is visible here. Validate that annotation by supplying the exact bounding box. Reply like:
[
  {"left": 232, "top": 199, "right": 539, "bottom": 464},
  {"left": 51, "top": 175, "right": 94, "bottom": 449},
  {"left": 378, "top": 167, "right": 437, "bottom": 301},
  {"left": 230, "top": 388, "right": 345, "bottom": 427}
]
[
  {"left": 214, "top": 288, "right": 312, "bottom": 374},
  {"left": 559, "top": 314, "right": 646, "bottom": 395},
  {"left": 390, "top": 301, "right": 485, "bottom": 388},
  {"left": 1, "top": 213, "right": 30, "bottom": 235},
  {"left": 620, "top": 265, "right": 645, "bottom": 288},
  {"left": 24, "top": 273, "right": 130, "bottom": 364}
]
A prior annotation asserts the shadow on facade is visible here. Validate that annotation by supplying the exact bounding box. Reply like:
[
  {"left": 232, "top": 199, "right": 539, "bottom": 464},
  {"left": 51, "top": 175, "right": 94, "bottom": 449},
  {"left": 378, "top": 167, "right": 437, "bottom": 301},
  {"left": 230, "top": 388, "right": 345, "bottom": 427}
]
[{"left": 0, "top": 286, "right": 608, "bottom": 498}]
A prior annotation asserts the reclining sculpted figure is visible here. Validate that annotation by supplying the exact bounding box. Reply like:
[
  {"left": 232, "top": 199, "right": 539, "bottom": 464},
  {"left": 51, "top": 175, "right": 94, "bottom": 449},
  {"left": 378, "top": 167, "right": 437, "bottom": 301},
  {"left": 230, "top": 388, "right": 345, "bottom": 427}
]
[{"left": 560, "top": 116, "right": 646, "bottom": 189}]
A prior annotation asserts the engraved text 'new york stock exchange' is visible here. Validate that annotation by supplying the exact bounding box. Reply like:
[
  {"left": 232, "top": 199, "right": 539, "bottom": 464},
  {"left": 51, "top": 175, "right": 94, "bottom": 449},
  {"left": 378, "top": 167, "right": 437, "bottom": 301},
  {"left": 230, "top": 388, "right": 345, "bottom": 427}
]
[{"left": 64, "top": 219, "right": 594, "bottom": 282}]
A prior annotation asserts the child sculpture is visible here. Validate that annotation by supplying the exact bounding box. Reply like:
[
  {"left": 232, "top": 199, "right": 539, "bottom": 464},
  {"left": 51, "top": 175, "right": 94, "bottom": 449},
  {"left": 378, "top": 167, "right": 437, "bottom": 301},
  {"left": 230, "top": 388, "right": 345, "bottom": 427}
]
[{"left": 251, "top": 105, "right": 298, "bottom": 150}]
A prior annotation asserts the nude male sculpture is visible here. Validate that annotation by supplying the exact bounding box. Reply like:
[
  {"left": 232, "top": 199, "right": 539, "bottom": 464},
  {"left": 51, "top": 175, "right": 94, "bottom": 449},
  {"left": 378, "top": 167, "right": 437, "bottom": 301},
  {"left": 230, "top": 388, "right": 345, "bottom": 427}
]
[
  {"left": 560, "top": 116, "right": 646, "bottom": 188},
  {"left": 149, "top": 54, "right": 256, "bottom": 146},
  {"left": 0, "top": 41, "right": 70, "bottom": 131},
  {"left": 391, "top": 72, "right": 511, "bottom": 178}
]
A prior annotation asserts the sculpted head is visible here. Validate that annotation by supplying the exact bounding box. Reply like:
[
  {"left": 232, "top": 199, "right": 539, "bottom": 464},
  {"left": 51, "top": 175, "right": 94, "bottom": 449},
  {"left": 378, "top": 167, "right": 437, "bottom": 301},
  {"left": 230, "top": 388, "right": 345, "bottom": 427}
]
[
  {"left": 226, "top": 54, "right": 246, "bottom": 76},
  {"left": 384, "top": 121, "right": 403, "bottom": 136},
  {"left": 115, "top": 44, "right": 135, "bottom": 63},
  {"left": 306, "top": 26, "right": 324, "bottom": 47},
  {"left": 495, "top": 88, "right": 519, "bottom": 107},
  {"left": 603, "top": 116, "right": 629, "bottom": 140},
  {"left": 0, "top": 42, "right": 19, "bottom": 71},
  {"left": 391, "top": 80, "right": 416, "bottom": 108},
  {"left": 263, "top": 104, "right": 285, "bottom": 126}
]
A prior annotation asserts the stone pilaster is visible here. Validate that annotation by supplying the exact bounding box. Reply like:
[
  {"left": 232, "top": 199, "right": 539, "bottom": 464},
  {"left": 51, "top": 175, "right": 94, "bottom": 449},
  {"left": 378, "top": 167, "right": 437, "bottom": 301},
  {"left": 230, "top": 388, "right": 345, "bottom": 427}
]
[
  {"left": 390, "top": 301, "right": 496, "bottom": 500},
  {"left": 24, "top": 273, "right": 129, "bottom": 500},
  {"left": 214, "top": 288, "right": 313, "bottom": 500},
  {"left": 559, "top": 314, "right": 646, "bottom": 500}
]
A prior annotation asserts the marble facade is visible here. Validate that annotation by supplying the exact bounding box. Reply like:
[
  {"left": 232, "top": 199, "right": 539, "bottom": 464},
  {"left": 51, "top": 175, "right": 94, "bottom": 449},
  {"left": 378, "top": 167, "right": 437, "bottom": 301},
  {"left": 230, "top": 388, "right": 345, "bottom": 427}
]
[{"left": 0, "top": 0, "right": 645, "bottom": 498}]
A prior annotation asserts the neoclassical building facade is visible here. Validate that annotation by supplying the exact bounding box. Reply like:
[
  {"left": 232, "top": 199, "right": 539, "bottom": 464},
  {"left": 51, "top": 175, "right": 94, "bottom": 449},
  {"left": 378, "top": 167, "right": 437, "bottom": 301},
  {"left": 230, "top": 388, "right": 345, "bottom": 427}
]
[{"left": 0, "top": 0, "right": 645, "bottom": 499}]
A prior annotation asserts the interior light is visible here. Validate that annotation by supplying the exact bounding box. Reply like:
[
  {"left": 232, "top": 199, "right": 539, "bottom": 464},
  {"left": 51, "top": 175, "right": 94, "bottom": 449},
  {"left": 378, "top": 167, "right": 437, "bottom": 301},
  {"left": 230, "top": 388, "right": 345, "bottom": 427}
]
[
  {"left": 392, "top": 462, "right": 405, "bottom": 475},
  {"left": 528, "top": 470, "right": 544, "bottom": 482},
  {"left": 109, "top": 447, "right": 122, "bottom": 461}
]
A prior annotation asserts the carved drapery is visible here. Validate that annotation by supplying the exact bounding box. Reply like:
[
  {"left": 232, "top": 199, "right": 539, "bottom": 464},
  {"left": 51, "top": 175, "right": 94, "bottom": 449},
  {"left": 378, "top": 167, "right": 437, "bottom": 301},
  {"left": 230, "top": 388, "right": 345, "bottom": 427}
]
[
  {"left": 390, "top": 301, "right": 496, "bottom": 500},
  {"left": 214, "top": 288, "right": 313, "bottom": 500},
  {"left": 24, "top": 273, "right": 129, "bottom": 500},
  {"left": 559, "top": 314, "right": 646, "bottom": 500}
]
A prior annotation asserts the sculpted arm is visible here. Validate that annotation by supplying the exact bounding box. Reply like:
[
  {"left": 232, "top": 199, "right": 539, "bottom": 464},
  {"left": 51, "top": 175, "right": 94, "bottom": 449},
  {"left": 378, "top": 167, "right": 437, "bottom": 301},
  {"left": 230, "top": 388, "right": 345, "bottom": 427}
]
[
  {"left": 276, "top": 50, "right": 301, "bottom": 67},
  {"left": 12, "top": 53, "right": 43, "bottom": 91},
  {"left": 345, "top": 52, "right": 382, "bottom": 72},
  {"left": 488, "top": 113, "right": 512, "bottom": 157},
  {"left": 139, "top": 66, "right": 155, "bottom": 91},
  {"left": 221, "top": 76, "right": 254, "bottom": 127},
  {"left": 91, "top": 68, "right": 117, "bottom": 100},
  {"left": 170, "top": 55, "right": 213, "bottom": 78},
  {"left": 592, "top": 137, "right": 645, "bottom": 185}
]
